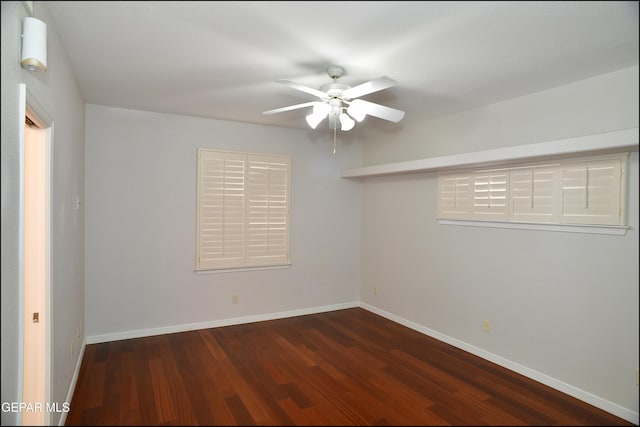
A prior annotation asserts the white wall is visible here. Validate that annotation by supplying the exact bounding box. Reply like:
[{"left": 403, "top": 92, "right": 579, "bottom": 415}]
[
  {"left": 1, "top": 2, "right": 85, "bottom": 426},
  {"left": 363, "top": 66, "right": 639, "bottom": 165},
  {"left": 84, "top": 105, "right": 361, "bottom": 339},
  {"left": 359, "top": 66, "right": 639, "bottom": 420}
]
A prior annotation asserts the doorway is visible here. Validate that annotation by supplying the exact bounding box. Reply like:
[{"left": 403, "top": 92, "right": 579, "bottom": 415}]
[{"left": 20, "top": 85, "right": 52, "bottom": 426}]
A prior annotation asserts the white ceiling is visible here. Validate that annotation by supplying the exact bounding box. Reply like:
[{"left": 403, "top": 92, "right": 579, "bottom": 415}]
[{"left": 46, "top": 1, "right": 639, "bottom": 133}]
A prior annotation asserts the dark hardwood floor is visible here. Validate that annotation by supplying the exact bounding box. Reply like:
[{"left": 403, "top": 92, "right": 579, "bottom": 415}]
[{"left": 66, "top": 308, "right": 634, "bottom": 426}]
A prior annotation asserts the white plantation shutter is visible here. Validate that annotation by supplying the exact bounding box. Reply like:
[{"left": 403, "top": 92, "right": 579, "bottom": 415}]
[
  {"left": 472, "top": 169, "right": 509, "bottom": 220},
  {"left": 510, "top": 165, "right": 559, "bottom": 222},
  {"left": 197, "top": 149, "right": 290, "bottom": 270},
  {"left": 561, "top": 158, "right": 623, "bottom": 225},
  {"left": 197, "top": 150, "right": 246, "bottom": 269},
  {"left": 247, "top": 155, "right": 290, "bottom": 265},
  {"left": 437, "top": 172, "right": 473, "bottom": 219},
  {"left": 437, "top": 153, "right": 627, "bottom": 227}
]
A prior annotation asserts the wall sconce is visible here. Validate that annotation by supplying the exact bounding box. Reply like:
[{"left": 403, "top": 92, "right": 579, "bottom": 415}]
[{"left": 21, "top": 17, "right": 47, "bottom": 72}]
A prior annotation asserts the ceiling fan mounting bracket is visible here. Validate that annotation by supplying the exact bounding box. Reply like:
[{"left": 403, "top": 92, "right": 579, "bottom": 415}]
[{"left": 326, "top": 65, "right": 345, "bottom": 80}]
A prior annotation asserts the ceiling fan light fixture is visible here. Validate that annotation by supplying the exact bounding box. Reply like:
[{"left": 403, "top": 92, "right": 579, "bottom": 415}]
[
  {"left": 306, "top": 102, "right": 331, "bottom": 128},
  {"left": 347, "top": 101, "right": 366, "bottom": 122},
  {"left": 339, "top": 112, "right": 355, "bottom": 131},
  {"left": 306, "top": 112, "right": 326, "bottom": 129}
]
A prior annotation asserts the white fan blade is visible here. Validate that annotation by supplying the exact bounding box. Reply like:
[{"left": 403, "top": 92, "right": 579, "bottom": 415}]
[
  {"left": 350, "top": 99, "right": 405, "bottom": 123},
  {"left": 263, "top": 101, "right": 320, "bottom": 115},
  {"left": 341, "top": 76, "right": 397, "bottom": 99},
  {"left": 276, "top": 79, "right": 328, "bottom": 99}
]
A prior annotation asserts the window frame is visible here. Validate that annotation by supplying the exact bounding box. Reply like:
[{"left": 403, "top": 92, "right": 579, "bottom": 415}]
[
  {"left": 437, "top": 152, "right": 629, "bottom": 233},
  {"left": 196, "top": 148, "right": 291, "bottom": 271}
]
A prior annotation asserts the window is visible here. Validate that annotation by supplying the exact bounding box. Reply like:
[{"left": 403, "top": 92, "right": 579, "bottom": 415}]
[
  {"left": 509, "top": 164, "right": 558, "bottom": 223},
  {"left": 196, "top": 149, "right": 291, "bottom": 270},
  {"left": 437, "top": 153, "right": 628, "bottom": 227}
]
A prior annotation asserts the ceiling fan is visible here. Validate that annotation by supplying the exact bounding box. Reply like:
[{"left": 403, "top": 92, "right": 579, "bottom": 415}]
[{"left": 263, "top": 66, "right": 404, "bottom": 152}]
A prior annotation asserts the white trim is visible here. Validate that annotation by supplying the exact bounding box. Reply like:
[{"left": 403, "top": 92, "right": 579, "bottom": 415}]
[
  {"left": 58, "top": 340, "right": 85, "bottom": 426},
  {"left": 359, "top": 302, "right": 639, "bottom": 426},
  {"left": 17, "top": 84, "right": 55, "bottom": 426},
  {"left": 25, "top": 87, "right": 53, "bottom": 128},
  {"left": 341, "top": 127, "right": 639, "bottom": 178},
  {"left": 194, "top": 263, "right": 291, "bottom": 274},
  {"left": 438, "top": 219, "right": 630, "bottom": 235},
  {"left": 17, "top": 83, "right": 26, "bottom": 427},
  {"left": 16, "top": 83, "right": 53, "bottom": 425},
  {"left": 86, "top": 302, "right": 359, "bottom": 344},
  {"left": 42, "top": 124, "right": 53, "bottom": 427}
]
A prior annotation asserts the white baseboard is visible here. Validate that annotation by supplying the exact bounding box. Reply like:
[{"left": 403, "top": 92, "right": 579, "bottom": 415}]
[
  {"left": 86, "top": 301, "right": 359, "bottom": 344},
  {"left": 59, "top": 339, "right": 86, "bottom": 426},
  {"left": 359, "top": 302, "right": 639, "bottom": 426}
]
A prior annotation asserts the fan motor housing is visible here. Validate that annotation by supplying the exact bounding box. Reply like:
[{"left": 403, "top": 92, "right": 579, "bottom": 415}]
[{"left": 320, "top": 83, "right": 350, "bottom": 97}]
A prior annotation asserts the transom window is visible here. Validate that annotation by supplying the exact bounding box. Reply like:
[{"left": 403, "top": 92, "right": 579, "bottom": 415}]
[{"left": 437, "top": 153, "right": 628, "bottom": 227}]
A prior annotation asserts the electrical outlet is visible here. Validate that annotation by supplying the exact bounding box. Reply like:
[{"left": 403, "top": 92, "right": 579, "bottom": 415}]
[
  {"left": 483, "top": 320, "right": 490, "bottom": 332},
  {"left": 373, "top": 287, "right": 377, "bottom": 295},
  {"left": 232, "top": 295, "right": 238, "bottom": 304}
]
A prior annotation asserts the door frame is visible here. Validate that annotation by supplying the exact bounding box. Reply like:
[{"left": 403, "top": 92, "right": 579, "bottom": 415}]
[{"left": 18, "top": 83, "right": 53, "bottom": 426}]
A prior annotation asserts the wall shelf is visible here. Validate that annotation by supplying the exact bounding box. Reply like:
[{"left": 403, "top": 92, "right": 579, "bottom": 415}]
[{"left": 341, "top": 127, "right": 639, "bottom": 178}]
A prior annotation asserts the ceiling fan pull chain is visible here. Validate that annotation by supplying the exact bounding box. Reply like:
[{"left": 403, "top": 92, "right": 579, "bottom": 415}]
[{"left": 333, "top": 119, "right": 337, "bottom": 154}]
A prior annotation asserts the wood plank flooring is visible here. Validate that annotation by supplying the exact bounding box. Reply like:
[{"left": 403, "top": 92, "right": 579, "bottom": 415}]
[{"left": 66, "top": 308, "right": 634, "bottom": 426}]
